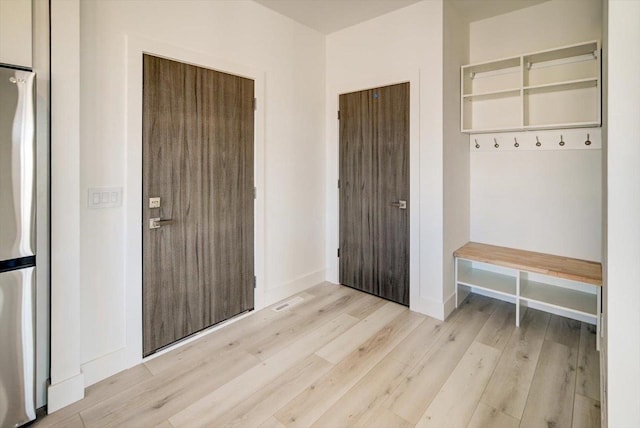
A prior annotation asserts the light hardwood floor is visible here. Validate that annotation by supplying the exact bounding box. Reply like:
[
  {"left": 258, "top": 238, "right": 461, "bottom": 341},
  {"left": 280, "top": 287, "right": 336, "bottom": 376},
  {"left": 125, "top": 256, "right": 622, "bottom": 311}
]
[{"left": 35, "top": 283, "right": 601, "bottom": 428}]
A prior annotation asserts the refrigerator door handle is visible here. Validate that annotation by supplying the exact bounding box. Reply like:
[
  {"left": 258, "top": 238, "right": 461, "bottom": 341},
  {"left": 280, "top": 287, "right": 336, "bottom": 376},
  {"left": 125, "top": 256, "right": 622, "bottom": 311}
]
[
  {"left": 0, "top": 267, "right": 36, "bottom": 426},
  {"left": 10, "top": 72, "right": 36, "bottom": 257}
]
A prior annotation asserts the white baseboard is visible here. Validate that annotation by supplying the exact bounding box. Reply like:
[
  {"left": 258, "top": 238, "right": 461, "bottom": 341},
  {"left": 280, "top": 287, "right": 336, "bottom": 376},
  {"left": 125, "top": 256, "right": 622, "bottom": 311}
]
[
  {"left": 81, "top": 347, "right": 128, "bottom": 387},
  {"left": 410, "top": 295, "right": 446, "bottom": 320},
  {"left": 47, "top": 372, "right": 84, "bottom": 413},
  {"left": 264, "top": 269, "right": 326, "bottom": 306},
  {"left": 443, "top": 292, "right": 457, "bottom": 319}
]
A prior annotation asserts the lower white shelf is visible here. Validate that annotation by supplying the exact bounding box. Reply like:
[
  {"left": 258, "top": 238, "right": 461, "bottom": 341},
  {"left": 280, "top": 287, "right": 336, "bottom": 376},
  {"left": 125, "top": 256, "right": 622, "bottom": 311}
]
[
  {"left": 457, "top": 266, "right": 515, "bottom": 297},
  {"left": 455, "top": 259, "right": 600, "bottom": 326},
  {"left": 520, "top": 278, "right": 596, "bottom": 317},
  {"left": 454, "top": 248, "right": 602, "bottom": 351}
]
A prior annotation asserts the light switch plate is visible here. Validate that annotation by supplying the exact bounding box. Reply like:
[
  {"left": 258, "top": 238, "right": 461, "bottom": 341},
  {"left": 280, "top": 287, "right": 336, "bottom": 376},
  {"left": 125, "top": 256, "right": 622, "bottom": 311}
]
[{"left": 88, "top": 187, "right": 123, "bottom": 209}]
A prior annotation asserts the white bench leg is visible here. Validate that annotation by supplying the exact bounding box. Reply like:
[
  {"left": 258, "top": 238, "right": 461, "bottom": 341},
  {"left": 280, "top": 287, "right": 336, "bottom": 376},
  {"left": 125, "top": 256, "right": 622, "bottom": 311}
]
[
  {"left": 454, "top": 258, "right": 459, "bottom": 308},
  {"left": 515, "top": 272, "right": 521, "bottom": 327},
  {"left": 596, "top": 287, "right": 602, "bottom": 351}
]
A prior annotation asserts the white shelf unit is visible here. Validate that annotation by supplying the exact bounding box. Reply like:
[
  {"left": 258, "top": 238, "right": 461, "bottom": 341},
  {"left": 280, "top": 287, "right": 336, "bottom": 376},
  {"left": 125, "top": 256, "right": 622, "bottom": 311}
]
[
  {"left": 520, "top": 278, "right": 596, "bottom": 319},
  {"left": 461, "top": 40, "right": 601, "bottom": 134},
  {"left": 454, "top": 258, "right": 601, "bottom": 350}
]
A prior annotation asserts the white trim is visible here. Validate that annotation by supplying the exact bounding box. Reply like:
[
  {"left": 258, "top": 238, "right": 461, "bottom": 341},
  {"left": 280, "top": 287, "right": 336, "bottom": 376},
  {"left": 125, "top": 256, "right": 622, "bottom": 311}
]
[
  {"left": 46, "top": 372, "right": 84, "bottom": 413},
  {"left": 410, "top": 295, "right": 447, "bottom": 320},
  {"left": 443, "top": 292, "right": 457, "bottom": 319},
  {"left": 123, "top": 35, "right": 267, "bottom": 370},
  {"left": 80, "top": 348, "right": 127, "bottom": 387},
  {"left": 327, "top": 70, "right": 422, "bottom": 315},
  {"left": 49, "top": 0, "right": 84, "bottom": 410},
  {"left": 264, "top": 269, "right": 327, "bottom": 306}
]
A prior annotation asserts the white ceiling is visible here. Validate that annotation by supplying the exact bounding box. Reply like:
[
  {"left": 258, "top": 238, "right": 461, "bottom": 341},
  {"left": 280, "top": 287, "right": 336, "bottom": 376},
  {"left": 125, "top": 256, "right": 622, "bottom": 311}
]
[
  {"left": 450, "top": 0, "right": 550, "bottom": 23},
  {"left": 254, "top": 0, "right": 422, "bottom": 34},
  {"left": 254, "top": 0, "right": 551, "bottom": 35}
]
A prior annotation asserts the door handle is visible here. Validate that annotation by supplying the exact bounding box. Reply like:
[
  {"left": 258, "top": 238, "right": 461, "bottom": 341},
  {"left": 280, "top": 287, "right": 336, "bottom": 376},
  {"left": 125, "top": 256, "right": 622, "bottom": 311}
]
[
  {"left": 391, "top": 200, "right": 407, "bottom": 210},
  {"left": 149, "top": 217, "right": 173, "bottom": 229}
]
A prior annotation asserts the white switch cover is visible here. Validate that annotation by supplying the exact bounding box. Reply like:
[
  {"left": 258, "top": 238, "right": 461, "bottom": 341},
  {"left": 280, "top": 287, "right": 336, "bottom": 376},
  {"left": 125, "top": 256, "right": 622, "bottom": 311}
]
[{"left": 88, "top": 187, "right": 123, "bottom": 209}]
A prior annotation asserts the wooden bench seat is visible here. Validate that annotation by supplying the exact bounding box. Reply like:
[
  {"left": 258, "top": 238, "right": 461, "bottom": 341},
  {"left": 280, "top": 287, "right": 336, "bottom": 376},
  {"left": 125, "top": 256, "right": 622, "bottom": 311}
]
[
  {"left": 453, "top": 242, "right": 602, "bottom": 286},
  {"left": 453, "top": 241, "right": 603, "bottom": 350}
]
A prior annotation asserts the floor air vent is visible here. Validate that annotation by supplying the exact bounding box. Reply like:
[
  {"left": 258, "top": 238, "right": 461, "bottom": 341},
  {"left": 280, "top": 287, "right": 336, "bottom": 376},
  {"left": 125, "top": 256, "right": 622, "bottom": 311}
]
[{"left": 272, "top": 296, "right": 304, "bottom": 312}]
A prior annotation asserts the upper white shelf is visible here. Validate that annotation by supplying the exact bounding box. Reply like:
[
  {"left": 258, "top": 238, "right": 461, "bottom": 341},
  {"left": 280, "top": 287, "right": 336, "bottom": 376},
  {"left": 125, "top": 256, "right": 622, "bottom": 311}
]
[
  {"left": 464, "top": 57, "right": 521, "bottom": 76},
  {"left": 524, "top": 41, "right": 598, "bottom": 67},
  {"left": 524, "top": 77, "right": 599, "bottom": 94},
  {"left": 461, "top": 40, "right": 601, "bottom": 134},
  {"left": 463, "top": 88, "right": 520, "bottom": 101}
]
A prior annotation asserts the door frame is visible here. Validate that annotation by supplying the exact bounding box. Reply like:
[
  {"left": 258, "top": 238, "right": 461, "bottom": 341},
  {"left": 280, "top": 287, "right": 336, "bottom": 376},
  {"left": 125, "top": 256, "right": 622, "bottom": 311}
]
[
  {"left": 124, "top": 36, "right": 266, "bottom": 367},
  {"left": 329, "top": 71, "right": 420, "bottom": 312}
]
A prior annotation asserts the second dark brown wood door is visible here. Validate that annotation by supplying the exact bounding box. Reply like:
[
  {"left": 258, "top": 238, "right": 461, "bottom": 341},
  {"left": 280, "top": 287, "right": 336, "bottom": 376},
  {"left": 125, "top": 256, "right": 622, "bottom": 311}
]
[
  {"left": 142, "top": 55, "right": 255, "bottom": 356},
  {"left": 339, "top": 83, "right": 410, "bottom": 305}
]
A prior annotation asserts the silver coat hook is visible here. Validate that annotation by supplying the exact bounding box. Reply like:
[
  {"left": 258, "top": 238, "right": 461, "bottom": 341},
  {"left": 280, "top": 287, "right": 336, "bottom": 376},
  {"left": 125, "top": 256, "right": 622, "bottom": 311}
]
[
  {"left": 536, "top": 136, "right": 542, "bottom": 147},
  {"left": 514, "top": 137, "right": 519, "bottom": 148},
  {"left": 559, "top": 135, "right": 565, "bottom": 146},
  {"left": 494, "top": 138, "right": 499, "bottom": 149},
  {"left": 475, "top": 139, "right": 480, "bottom": 149},
  {"left": 585, "top": 133, "right": 592, "bottom": 146}
]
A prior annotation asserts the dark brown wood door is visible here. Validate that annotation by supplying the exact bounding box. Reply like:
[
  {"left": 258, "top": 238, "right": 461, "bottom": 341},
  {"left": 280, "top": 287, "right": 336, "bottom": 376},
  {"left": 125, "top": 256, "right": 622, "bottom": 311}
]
[
  {"left": 339, "top": 83, "right": 409, "bottom": 305},
  {"left": 142, "top": 55, "right": 254, "bottom": 356}
]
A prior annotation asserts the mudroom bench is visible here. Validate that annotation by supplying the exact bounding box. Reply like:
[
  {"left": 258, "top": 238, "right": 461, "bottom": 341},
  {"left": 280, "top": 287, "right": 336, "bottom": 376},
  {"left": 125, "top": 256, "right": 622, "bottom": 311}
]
[{"left": 453, "top": 242, "right": 603, "bottom": 350}]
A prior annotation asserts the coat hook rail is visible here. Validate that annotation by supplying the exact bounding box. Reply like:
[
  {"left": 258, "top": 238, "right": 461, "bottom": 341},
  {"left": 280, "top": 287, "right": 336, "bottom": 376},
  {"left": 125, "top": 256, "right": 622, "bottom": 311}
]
[{"left": 469, "top": 129, "right": 601, "bottom": 151}]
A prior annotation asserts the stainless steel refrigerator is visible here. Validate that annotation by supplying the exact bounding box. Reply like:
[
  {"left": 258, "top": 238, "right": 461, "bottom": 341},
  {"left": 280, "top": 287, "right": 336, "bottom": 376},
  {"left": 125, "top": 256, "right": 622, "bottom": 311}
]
[{"left": 0, "top": 66, "right": 36, "bottom": 427}]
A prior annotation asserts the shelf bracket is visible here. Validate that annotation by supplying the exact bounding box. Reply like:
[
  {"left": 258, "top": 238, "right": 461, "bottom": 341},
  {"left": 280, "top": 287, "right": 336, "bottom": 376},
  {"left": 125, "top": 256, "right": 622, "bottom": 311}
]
[
  {"left": 469, "top": 71, "right": 476, "bottom": 80},
  {"left": 592, "top": 50, "right": 598, "bottom": 60},
  {"left": 526, "top": 61, "right": 532, "bottom": 70}
]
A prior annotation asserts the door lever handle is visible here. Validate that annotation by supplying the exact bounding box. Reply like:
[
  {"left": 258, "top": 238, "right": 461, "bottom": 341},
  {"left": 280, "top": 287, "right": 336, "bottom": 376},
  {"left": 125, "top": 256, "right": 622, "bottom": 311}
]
[
  {"left": 391, "top": 200, "right": 407, "bottom": 210},
  {"left": 149, "top": 217, "right": 173, "bottom": 229}
]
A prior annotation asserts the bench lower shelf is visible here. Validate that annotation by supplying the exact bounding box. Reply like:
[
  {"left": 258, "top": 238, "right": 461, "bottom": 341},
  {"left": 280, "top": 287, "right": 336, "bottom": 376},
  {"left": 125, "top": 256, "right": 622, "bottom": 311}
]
[{"left": 455, "top": 258, "right": 601, "bottom": 350}]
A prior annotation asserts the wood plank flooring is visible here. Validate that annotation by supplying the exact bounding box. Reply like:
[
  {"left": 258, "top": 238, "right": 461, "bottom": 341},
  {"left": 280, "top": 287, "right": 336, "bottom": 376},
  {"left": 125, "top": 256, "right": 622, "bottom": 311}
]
[{"left": 35, "top": 283, "right": 600, "bottom": 428}]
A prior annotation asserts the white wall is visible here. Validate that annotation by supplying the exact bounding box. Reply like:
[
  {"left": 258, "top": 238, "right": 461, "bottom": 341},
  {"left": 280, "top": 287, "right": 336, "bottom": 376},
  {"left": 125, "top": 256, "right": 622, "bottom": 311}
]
[
  {"left": 59, "top": 0, "right": 326, "bottom": 389},
  {"left": 469, "top": 0, "right": 603, "bottom": 63},
  {"left": 325, "top": 0, "right": 446, "bottom": 317},
  {"left": 606, "top": 0, "right": 640, "bottom": 425},
  {"left": 443, "top": 2, "right": 470, "bottom": 314},
  {"left": 468, "top": 0, "right": 603, "bottom": 261}
]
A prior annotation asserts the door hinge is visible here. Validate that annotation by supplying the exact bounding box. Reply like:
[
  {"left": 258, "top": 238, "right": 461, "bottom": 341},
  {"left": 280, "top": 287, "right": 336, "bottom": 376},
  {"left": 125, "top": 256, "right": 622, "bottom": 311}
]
[
  {"left": 254, "top": 186, "right": 257, "bottom": 199},
  {"left": 337, "top": 179, "right": 340, "bottom": 189},
  {"left": 254, "top": 98, "right": 257, "bottom": 111},
  {"left": 338, "top": 110, "right": 340, "bottom": 120},
  {"left": 337, "top": 248, "right": 340, "bottom": 257},
  {"left": 254, "top": 276, "right": 257, "bottom": 289}
]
